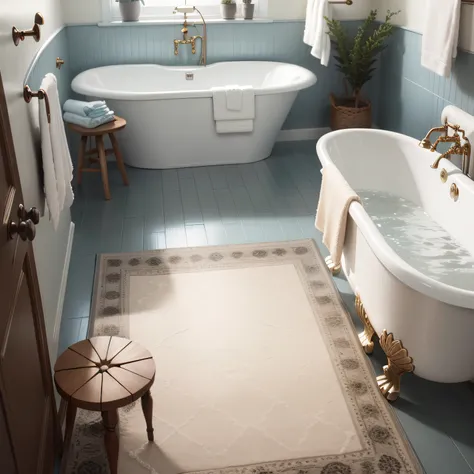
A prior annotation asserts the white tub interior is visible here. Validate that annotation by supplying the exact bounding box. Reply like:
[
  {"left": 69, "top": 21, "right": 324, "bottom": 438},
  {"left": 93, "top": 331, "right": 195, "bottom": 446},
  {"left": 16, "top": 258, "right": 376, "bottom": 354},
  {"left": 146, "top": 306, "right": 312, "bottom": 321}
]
[{"left": 358, "top": 190, "right": 474, "bottom": 291}]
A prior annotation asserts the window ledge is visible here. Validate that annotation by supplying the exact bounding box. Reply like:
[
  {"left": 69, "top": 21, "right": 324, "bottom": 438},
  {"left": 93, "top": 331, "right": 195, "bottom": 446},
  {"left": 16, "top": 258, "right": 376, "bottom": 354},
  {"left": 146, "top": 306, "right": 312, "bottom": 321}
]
[{"left": 97, "top": 17, "right": 274, "bottom": 27}]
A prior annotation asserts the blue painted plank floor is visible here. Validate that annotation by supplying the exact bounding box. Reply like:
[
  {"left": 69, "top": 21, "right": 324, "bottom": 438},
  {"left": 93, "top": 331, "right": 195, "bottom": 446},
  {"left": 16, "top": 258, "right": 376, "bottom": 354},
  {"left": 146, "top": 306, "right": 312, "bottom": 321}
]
[{"left": 59, "top": 140, "right": 474, "bottom": 473}]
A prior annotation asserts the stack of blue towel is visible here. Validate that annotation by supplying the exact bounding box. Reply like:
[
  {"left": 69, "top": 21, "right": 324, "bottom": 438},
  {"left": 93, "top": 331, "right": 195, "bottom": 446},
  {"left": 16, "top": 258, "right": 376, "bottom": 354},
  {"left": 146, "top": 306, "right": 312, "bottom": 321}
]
[{"left": 63, "top": 100, "right": 115, "bottom": 128}]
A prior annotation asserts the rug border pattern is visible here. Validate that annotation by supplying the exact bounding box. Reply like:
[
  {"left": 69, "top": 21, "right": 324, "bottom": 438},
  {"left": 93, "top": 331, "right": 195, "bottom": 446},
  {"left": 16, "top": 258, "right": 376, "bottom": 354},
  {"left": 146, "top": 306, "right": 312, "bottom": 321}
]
[{"left": 75, "top": 239, "right": 423, "bottom": 474}]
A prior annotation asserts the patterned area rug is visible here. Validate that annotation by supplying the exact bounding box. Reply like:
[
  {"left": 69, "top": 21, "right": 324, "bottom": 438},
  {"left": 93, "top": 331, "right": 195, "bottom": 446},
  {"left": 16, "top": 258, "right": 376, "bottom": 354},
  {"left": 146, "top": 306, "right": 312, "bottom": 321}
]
[{"left": 67, "top": 240, "right": 422, "bottom": 474}]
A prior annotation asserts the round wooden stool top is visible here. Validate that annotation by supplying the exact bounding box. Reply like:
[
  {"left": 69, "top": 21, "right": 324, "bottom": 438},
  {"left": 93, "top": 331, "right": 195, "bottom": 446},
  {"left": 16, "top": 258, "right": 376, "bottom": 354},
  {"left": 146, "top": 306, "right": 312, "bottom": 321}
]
[
  {"left": 67, "top": 116, "right": 127, "bottom": 137},
  {"left": 54, "top": 336, "right": 155, "bottom": 412}
]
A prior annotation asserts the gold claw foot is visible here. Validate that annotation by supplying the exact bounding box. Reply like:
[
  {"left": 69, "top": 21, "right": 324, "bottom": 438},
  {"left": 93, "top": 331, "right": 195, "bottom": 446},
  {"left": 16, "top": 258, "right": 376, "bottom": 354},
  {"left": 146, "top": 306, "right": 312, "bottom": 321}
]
[
  {"left": 377, "top": 366, "right": 402, "bottom": 402},
  {"left": 325, "top": 256, "right": 341, "bottom": 276},
  {"left": 377, "top": 330, "right": 414, "bottom": 402},
  {"left": 355, "top": 294, "right": 375, "bottom": 355}
]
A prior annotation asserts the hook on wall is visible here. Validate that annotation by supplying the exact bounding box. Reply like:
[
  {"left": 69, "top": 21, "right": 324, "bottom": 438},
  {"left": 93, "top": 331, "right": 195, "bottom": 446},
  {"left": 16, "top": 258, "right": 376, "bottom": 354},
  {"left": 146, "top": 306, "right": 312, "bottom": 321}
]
[{"left": 12, "top": 13, "right": 45, "bottom": 46}]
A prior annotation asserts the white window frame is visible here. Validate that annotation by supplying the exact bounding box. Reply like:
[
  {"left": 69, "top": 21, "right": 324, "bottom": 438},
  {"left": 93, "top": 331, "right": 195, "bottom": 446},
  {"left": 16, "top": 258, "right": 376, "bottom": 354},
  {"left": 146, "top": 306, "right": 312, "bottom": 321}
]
[{"left": 102, "top": 0, "right": 268, "bottom": 23}]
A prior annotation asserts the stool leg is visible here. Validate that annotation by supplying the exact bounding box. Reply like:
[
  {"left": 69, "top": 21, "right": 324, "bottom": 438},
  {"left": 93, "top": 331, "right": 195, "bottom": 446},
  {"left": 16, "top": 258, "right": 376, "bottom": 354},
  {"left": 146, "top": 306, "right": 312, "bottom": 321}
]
[
  {"left": 141, "top": 390, "right": 154, "bottom": 442},
  {"left": 77, "top": 136, "right": 88, "bottom": 185},
  {"left": 102, "top": 409, "right": 119, "bottom": 474},
  {"left": 97, "top": 135, "right": 111, "bottom": 200},
  {"left": 109, "top": 133, "right": 129, "bottom": 186},
  {"left": 60, "top": 402, "right": 77, "bottom": 474}
]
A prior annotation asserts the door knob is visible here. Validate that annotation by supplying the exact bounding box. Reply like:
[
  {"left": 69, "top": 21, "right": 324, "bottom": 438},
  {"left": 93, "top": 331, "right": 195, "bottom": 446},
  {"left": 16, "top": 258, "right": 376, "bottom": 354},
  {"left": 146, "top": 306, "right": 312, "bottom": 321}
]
[
  {"left": 18, "top": 204, "right": 40, "bottom": 225},
  {"left": 9, "top": 219, "right": 36, "bottom": 241}
]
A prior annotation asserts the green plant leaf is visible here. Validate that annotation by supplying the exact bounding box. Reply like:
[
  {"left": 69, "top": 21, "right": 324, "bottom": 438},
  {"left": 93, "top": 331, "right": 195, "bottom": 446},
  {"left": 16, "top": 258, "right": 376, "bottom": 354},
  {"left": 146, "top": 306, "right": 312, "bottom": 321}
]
[{"left": 325, "top": 9, "right": 399, "bottom": 103}]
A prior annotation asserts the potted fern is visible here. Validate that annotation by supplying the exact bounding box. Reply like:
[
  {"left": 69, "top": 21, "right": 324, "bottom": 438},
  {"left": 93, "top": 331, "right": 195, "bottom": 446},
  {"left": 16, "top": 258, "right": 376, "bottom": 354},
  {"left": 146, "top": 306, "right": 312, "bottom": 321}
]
[
  {"left": 221, "top": 0, "right": 237, "bottom": 20},
  {"left": 325, "top": 10, "right": 398, "bottom": 130},
  {"left": 242, "top": 0, "right": 255, "bottom": 20},
  {"left": 116, "top": 0, "right": 145, "bottom": 22}
]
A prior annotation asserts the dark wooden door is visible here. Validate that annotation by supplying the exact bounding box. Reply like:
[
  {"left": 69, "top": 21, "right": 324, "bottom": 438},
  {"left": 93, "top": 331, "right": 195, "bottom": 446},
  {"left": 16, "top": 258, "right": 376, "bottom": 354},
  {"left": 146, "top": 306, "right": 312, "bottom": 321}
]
[{"left": 0, "top": 73, "right": 60, "bottom": 473}]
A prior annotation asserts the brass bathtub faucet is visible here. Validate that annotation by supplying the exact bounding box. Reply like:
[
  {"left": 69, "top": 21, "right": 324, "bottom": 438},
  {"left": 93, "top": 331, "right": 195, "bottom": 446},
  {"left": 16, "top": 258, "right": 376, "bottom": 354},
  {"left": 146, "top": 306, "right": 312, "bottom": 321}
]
[
  {"left": 174, "top": 38, "right": 199, "bottom": 56},
  {"left": 419, "top": 120, "right": 471, "bottom": 177},
  {"left": 173, "top": 6, "right": 207, "bottom": 66}
]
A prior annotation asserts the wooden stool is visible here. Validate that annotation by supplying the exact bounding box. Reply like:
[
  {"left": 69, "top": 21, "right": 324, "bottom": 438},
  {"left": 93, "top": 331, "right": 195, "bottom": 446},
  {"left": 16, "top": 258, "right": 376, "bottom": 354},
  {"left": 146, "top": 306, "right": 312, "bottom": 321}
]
[
  {"left": 68, "top": 116, "right": 129, "bottom": 200},
  {"left": 54, "top": 336, "right": 156, "bottom": 474}
]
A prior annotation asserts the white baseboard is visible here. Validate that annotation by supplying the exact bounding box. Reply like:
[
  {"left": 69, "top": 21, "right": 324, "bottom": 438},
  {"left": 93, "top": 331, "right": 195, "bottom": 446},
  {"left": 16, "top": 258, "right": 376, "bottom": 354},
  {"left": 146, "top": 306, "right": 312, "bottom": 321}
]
[
  {"left": 52, "top": 222, "right": 75, "bottom": 347},
  {"left": 277, "top": 127, "right": 330, "bottom": 142}
]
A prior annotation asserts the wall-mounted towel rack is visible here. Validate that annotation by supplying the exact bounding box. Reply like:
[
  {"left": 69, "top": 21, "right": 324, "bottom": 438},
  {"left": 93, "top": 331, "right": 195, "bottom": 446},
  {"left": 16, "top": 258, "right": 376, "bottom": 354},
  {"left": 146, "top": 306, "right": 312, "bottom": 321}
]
[
  {"left": 12, "top": 13, "right": 44, "bottom": 46},
  {"left": 24, "top": 85, "right": 50, "bottom": 124}
]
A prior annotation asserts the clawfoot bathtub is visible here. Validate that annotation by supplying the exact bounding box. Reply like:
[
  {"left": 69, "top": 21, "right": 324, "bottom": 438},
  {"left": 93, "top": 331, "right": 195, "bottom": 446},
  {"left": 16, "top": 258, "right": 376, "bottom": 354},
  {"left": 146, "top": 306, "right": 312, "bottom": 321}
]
[{"left": 317, "top": 111, "right": 474, "bottom": 401}]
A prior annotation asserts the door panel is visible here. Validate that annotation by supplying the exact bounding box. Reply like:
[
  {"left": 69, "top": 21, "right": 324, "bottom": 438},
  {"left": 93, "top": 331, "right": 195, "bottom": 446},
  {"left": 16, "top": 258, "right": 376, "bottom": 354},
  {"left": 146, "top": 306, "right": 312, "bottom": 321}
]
[
  {"left": 0, "top": 396, "right": 16, "bottom": 474},
  {"left": 2, "top": 260, "right": 53, "bottom": 473},
  {"left": 0, "top": 72, "right": 60, "bottom": 473}
]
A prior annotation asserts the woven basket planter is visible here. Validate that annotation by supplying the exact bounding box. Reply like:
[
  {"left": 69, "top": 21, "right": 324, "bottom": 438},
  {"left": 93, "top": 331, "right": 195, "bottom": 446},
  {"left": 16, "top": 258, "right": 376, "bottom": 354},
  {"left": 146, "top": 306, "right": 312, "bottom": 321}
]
[{"left": 330, "top": 94, "right": 372, "bottom": 130}]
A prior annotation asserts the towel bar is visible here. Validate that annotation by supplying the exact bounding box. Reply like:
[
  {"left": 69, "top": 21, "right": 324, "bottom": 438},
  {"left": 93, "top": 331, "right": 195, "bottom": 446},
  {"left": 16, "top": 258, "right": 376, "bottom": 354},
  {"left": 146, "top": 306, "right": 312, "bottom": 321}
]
[{"left": 24, "top": 85, "right": 51, "bottom": 124}]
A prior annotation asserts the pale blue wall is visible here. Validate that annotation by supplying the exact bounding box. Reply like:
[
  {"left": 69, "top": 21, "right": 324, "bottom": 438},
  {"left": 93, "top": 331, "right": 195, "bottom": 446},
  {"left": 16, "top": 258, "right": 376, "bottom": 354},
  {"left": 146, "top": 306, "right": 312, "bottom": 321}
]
[
  {"left": 27, "top": 28, "right": 72, "bottom": 106},
  {"left": 375, "top": 28, "right": 474, "bottom": 140},
  {"left": 66, "top": 22, "right": 364, "bottom": 130}
]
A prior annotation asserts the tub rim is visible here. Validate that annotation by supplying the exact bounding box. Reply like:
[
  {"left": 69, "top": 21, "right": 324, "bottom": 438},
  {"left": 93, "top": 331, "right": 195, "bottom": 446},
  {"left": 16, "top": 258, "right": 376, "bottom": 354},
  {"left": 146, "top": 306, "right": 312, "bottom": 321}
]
[
  {"left": 317, "top": 128, "right": 474, "bottom": 310},
  {"left": 71, "top": 61, "right": 318, "bottom": 101}
]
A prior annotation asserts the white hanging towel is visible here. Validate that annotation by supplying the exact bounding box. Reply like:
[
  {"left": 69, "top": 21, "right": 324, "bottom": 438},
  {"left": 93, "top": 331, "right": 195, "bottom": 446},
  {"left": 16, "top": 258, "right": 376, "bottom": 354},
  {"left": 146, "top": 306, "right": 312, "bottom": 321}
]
[
  {"left": 212, "top": 86, "right": 255, "bottom": 134},
  {"left": 315, "top": 163, "right": 360, "bottom": 267},
  {"left": 225, "top": 85, "right": 244, "bottom": 111},
  {"left": 421, "top": 0, "right": 461, "bottom": 77},
  {"left": 304, "top": 0, "right": 331, "bottom": 67},
  {"left": 216, "top": 120, "right": 254, "bottom": 134},
  {"left": 39, "top": 73, "right": 74, "bottom": 230},
  {"left": 212, "top": 86, "right": 255, "bottom": 120}
]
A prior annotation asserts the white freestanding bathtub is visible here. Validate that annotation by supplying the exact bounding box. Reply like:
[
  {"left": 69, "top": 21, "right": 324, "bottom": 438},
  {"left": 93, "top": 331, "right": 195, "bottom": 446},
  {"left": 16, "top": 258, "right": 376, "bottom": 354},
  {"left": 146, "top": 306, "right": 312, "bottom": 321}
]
[
  {"left": 317, "top": 119, "right": 474, "bottom": 393},
  {"left": 71, "top": 62, "right": 317, "bottom": 169}
]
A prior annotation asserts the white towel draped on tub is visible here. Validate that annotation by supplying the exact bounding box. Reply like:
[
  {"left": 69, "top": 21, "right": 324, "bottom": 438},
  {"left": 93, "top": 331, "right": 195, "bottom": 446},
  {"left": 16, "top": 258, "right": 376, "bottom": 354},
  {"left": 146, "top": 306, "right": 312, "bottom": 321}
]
[
  {"left": 225, "top": 86, "right": 244, "bottom": 111},
  {"left": 216, "top": 120, "right": 254, "bottom": 134},
  {"left": 422, "top": 0, "right": 461, "bottom": 77},
  {"left": 304, "top": 0, "right": 331, "bottom": 67},
  {"left": 212, "top": 85, "right": 255, "bottom": 134},
  {"left": 315, "top": 163, "right": 360, "bottom": 267},
  {"left": 40, "top": 73, "right": 74, "bottom": 230}
]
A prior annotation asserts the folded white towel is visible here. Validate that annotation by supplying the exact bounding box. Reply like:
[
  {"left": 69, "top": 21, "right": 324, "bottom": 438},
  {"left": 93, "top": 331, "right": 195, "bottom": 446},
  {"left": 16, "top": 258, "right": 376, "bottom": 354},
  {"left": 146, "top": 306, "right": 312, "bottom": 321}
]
[
  {"left": 216, "top": 120, "right": 254, "bottom": 134},
  {"left": 304, "top": 0, "right": 331, "bottom": 67},
  {"left": 315, "top": 163, "right": 360, "bottom": 267},
  {"left": 63, "top": 99, "right": 107, "bottom": 117},
  {"left": 422, "top": 0, "right": 461, "bottom": 77},
  {"left": 63, "top": 111, "right": 115, "bottom": 129},
  {"left": 226, "top": 85, "right": 244, "bottom": 111},
  {"left": 212, "top": 86, "right": 255, "bottom": 121},
  {"left": 40, "top": 74, "right": 74, "bottom": 230}
]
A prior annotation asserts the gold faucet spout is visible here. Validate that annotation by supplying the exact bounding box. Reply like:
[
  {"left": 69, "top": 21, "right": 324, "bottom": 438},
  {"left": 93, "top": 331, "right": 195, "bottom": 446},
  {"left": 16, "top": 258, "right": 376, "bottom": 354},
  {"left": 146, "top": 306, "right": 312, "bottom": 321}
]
[
  {"left": 430, "top": 141, "right": 471, "bottom": 174},
  {"left": 431, "top": 145, "right": 458, "bottom": 169}
]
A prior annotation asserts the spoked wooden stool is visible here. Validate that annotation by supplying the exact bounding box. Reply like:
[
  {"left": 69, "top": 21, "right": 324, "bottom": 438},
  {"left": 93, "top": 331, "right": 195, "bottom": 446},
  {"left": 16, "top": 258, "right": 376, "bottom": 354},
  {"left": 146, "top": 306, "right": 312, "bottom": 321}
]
[
  {"left": 54, "top": 336, "right": 156, "bottom": 474},
  {"left": 68, "top": 116, "right": 129, "bottom": 200}
]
